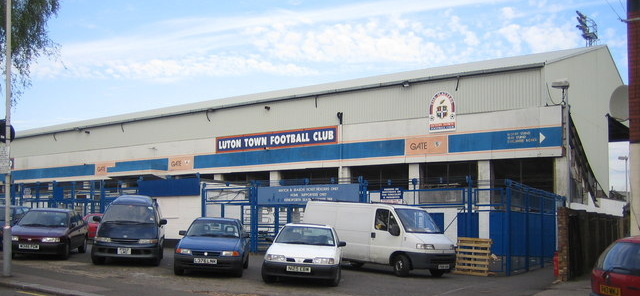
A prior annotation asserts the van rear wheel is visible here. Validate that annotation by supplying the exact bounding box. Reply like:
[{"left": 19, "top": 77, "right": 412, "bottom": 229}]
[{"left": 393, "top": 255, "right": 411, "bottom": 277}]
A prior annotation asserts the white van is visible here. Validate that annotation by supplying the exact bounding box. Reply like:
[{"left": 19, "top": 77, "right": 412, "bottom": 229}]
[{"left": 303, "top": 201, "right": 455, "bottom": 277}]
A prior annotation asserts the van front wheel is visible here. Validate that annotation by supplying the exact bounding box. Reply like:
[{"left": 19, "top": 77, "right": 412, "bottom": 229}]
[{"left": 393, "top": 255, "right": 411, "bottom": 277}]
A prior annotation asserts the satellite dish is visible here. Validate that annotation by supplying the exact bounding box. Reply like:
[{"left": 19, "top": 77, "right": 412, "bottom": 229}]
[{"left": 609, "top": 85, "right": 629, "bottom": 121}]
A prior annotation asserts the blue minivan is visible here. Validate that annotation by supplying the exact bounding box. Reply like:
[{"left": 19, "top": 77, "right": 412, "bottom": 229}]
[{"left": 91, "top": 195, "right": 167, "bottom": 266}]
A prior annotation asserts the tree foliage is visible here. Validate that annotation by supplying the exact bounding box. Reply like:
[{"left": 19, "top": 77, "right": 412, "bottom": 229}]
[{"left": 0, "top": 0, "right": 59, "bottom": 104}]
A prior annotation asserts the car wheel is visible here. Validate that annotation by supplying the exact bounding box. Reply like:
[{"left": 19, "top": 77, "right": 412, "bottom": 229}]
[
  {"left": 393, "top": 254, "right": 411, "bottom": 277},
  {"left": 349, "top": 261, "right": 364, "bottom": 268},
  {"left": 78, "top": 236, "right": 88, "bottom": 253},
  {"left": 149, "top": 256, "right": 162, "bottom": 266},
  {"left": 261, "top": 268, "right": 276, "bottom": 283},
  {"left": 91, "top": 254, "right": 106, "bottom": 265},
  {"left": 173, "top": 264, "right": 185, "bottom": 276},
  {"left": 243, "top": 255, "right": 249, "bottom": 269},
  {"left": 328, "top": 267, "right": 341, "bottom": 287},
  {"left": 234, "top": 268, "right": 244, "bottom": 277},
  {"left": 429, "top": 269, "right": 445, "bottom": 278},
  {"left": 59, "top": 242, "right": 71, "bottom": 260}
]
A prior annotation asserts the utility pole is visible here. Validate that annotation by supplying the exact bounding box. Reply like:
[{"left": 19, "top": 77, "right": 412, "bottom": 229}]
[
  {"left": 2, "top": 0, "right": 12, "bottom": 276},
  {"left": 628, "top": 0, "right": 640, "bottom": 236}
]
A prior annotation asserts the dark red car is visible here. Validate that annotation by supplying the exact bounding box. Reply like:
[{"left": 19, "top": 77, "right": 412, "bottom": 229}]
[
  {"left": 11, "top": 208, "right": 88, "bottom": 259},
  {"left": 591, "top": 235, "right": 640, "bottom": 296},
  {"left": 83, "top": 213, "right": 103, "bottom": 240}
]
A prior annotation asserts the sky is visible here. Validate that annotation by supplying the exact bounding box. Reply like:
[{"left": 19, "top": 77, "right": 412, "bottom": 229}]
[{"left": 1, "top": 0, "right": 632, "bottom": 191}]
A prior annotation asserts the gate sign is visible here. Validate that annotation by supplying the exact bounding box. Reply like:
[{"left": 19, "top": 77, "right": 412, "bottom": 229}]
[
  {"left": 257, "top": 184, "right": 360, "bottom": 205},
  {"left": 380, "top": 187, "right": 403, "bottom": 204}
]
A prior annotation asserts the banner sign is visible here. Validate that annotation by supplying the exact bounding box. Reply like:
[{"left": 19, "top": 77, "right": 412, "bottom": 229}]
[
  {"left": 217, "top": 126, "right": 338, "bottom": 153},
  {"left": 257, "top": 184, "right": 360, "bottom": 205}
]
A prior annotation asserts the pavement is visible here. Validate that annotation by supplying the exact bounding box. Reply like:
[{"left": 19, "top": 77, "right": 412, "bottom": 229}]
[{"left": 0, "top": 269, "right": 593, "bottom": 296}]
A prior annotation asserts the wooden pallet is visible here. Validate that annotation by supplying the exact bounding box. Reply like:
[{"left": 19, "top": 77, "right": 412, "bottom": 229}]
[{"left": 453, "top": 237, "right": 494, "bottom": 276}]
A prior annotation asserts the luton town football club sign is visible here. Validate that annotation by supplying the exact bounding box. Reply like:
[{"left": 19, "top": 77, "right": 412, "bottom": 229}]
[{"left": 429, "top": 91, "right": 456, "bottom": 133}]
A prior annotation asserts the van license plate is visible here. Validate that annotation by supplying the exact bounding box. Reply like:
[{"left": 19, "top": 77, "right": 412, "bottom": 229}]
[
  {"left": 438, "top": 264, "right": 450, "bottom": 269},
  {"left": 18, "top": 244, "right": 39, "bottom": 250},
  {"left": 599, "top": 285, "right": 620, "bottom": 296},
  {"left": 117, "top": 247, "right": 131, "bottom": 255},
  {"left": 194, "top": 258, "right": 217, "bottom": 264},
  {"left": 286, "top": 265, "right": 311, "bottom": 273}
]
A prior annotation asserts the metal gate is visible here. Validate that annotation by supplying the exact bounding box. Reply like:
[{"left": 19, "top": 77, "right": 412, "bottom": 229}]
[{"left": 370, "top": 178, "right": 563, "bottom": 276}]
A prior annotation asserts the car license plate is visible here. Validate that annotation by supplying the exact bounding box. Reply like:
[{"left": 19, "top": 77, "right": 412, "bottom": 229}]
[
  {"left": 117, "top": 247, "right": 131, "bottom": 255},
  {"left": 599, "top": 285, "right": 620, "bottom": 296},
  {"left": 194, "top": 258, "right": 217, "bottom": 264},
  {"left": 286, "top": 265, "right": 311, "bottom": 273},
  {"left": 18, "top": 244, "right": 39, "bottom": 250},
  {"left": 438, "top": 264, "right": 450, "bottom": 269}
]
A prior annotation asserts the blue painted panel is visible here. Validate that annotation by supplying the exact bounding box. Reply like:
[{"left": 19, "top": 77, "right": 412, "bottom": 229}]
[
  {"left": 457, "top": 212, "right": 479, "bottom": 238},
  {"left": 138, "top": 178, "right": 200, "bottom": 197},
  {"left": 12, "top": 164, "right": 96, "bottom": 180},
  {"left": 429, "top": 212, "right": 445, "bottom": 233},
  {"left": 490, "top": 212, "right": 506, "bottom": 255},
  {"left": 449, "top": 127, "right": 562, "bottom": 153},
  {"left": 108, "top": 159, "right": 168, "bottom": 173}
]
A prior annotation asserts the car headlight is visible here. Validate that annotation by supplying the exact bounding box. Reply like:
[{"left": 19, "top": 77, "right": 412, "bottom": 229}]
[
  {"left": 313, "top": 257, "right": 335, "bottom": 265},
  {"left": 94, "top": 237, "right": 111, "bottom": 243},
  {"left": 416, "top": 243, "right": 435, "bottom": 250},
  {"left": 265, "top": 254, "right": 286, "bottom": 262},
  {"left": 221, "top": 251, "right": 240, "bottom": 257},
  {"left": 175, "top": 248, "right": 192, "bottom": 255},
  {"left": 11, "top": 236, "right": 18, "bottom": 241},
  {"left": 41, "top": 237, "right": 60, "bottom": 243},
  {"left": 138, "top": 239, "right": 158, "bottom": 244}
]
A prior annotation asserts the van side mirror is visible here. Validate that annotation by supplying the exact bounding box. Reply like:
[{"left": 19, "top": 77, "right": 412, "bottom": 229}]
[
  {"left": 159, "top": 219, "right": 168, "bottom": 226},
  {"left": 389, "top": 224, "right": 400, "bottom": 236},
  {"left": 179, "top": 230, "right": 186, "bottom": 236}
]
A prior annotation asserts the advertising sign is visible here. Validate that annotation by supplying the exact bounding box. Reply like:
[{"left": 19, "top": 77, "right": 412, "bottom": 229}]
[
  {"left": 217, "top": 126, "right": 338, "bottom": 153},
  {"left": 257, "top": 184, "right": 360, "bottom": 205}
]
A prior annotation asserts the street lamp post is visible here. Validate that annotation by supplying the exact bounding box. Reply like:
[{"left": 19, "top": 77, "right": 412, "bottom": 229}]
[
  {"left": 553, "top": 79, "right": 571, "bottom": 202},
  {"left": 619, "top": 155, "right": 629, "bottom": 201}
]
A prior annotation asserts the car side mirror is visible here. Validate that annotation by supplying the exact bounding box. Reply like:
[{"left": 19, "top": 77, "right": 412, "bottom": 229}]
[
  {"left": 265, "top": 236, "right": 274, "bottom": 242},
  {"left": 389, "top": 224, "right": 401, "bottom": 236},
  {"left": 338, "top": 241, "right": 347, "bottom": 247},
  {"left": 243, "top": 233, "right": 250, "bottom": 238},
  {"left": 92, "top": 216, "right": 102, "bottom": 222},
  {"left": 159, "top": 219, "right": 168, "bottom": 226},
  {"left": 179, "top": 230, "right": 186, "bottom": 236}
]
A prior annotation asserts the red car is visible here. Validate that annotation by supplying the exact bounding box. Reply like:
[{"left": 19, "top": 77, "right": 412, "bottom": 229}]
[
  {"left": 83, "top": 213, "right": 103, "bottom": 240},
  {"left": 591, "top": 235, "right": 640, "bottom": 296}
]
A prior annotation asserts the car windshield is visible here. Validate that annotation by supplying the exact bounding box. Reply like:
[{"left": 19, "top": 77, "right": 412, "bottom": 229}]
[
  {"left": 102, "top": 204, "right": 155, "bottom": 224},
  {"left": 18, "top": 211, "right": 68, "bottom": 227},
  {"left": 395, "top": 209, "right": 442, "bottom": 234},
  {"left": 187, "top": 221, "right": 240, "bottom": 238},
  {"left": 596, "top": 241, "right": 640, "bottom": 276},
  {"left": 275, "top": 226, "right": 335, "bottom": 246}
]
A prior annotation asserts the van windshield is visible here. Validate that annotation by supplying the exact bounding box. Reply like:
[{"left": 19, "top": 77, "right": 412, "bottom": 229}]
[
  {"left": 396, "top": 209, "right": 441, "bottom": 234},
  {"left": 102, "top": 204, "right": 155, "bottom": 224}
]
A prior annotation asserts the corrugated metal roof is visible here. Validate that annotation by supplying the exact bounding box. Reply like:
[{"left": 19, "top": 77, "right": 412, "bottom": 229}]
[{"left": 19, "top": 45, "right": 608, "bottom": 137}]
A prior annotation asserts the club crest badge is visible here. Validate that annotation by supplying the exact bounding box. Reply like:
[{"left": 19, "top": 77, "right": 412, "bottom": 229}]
[{"left": 429, "top": 91, "right": 456, "bottom": 132}]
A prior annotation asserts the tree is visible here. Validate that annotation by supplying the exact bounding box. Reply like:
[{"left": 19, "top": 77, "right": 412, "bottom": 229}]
[{"left": 0, "top": 0, "right": 59, "bottom": 104}]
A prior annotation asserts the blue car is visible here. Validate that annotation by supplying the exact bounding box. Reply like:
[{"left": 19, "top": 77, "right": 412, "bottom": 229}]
[{"left": 173, "top": 217, "right": 250, "bottom": 277}]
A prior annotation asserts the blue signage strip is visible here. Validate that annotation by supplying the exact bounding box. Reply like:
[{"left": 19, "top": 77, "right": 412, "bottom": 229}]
[
  {"left": 217, "top": 126, "right": 337, "bottom": 153},
  {"left": 448, "top": 126, "right": 562, "bottom": 153},
  {"left": 257, "top": 184, "right": 360, "bottom": 205}
]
